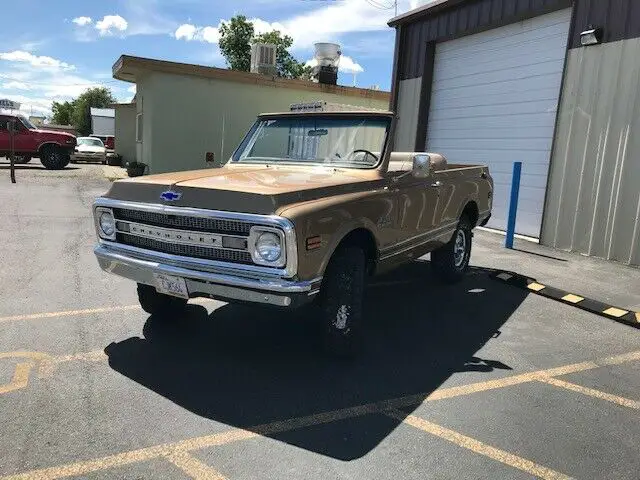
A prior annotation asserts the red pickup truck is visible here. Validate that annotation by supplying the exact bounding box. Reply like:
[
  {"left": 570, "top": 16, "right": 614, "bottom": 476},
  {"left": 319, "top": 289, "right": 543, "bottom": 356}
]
[{"left": 0, "top": 112, "right": 77, "bottom": 169}]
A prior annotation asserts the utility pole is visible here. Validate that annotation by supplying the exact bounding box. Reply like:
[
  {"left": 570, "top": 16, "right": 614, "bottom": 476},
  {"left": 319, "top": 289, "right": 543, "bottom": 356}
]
[{"left": 8, "top": 119, "right": 16, "bottom": 184}]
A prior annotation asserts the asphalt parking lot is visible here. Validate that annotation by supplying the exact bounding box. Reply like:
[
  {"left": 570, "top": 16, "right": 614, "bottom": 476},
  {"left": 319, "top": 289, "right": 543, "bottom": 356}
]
[{"left": 1, "top": 161, "right": 639, "bottom": 480}]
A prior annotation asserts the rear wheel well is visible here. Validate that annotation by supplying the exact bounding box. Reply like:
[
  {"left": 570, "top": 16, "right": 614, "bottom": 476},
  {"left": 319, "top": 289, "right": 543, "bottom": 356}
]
[
  {"left": 334, "top": 228, "right": 378, "bottom": 276},
  {"left": 461, "top": 201, "right": 479, "bottom": 227}
]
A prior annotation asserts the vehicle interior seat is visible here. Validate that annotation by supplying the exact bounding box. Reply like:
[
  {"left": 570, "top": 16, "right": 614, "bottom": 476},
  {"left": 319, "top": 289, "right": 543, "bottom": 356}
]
[{"left": 385, "top": 152, "right": 448, "bottom": 173}]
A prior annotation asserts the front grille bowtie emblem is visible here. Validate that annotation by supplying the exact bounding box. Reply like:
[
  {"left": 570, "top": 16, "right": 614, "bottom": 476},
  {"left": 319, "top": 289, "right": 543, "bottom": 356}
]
[{"left": 160, "top": 190, "right": 182, "bottom": 201}]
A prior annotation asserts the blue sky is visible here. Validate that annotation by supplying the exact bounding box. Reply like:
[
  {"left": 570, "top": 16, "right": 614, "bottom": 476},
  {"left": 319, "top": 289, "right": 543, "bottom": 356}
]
[{"left": 0, "top": 0, "right": 427, "bottom": 117}]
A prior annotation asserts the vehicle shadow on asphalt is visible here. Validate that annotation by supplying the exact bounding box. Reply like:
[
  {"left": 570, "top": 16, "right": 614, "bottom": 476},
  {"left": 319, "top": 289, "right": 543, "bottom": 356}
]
[
  {"left": 105, "top": 261, "right": 528, "bottom": 460},
  {"left": 0, "top": 164, "right": 81, "bottom": 170}
]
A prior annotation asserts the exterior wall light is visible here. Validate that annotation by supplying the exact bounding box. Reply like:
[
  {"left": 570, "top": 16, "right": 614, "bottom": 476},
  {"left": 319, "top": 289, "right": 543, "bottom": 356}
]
[{"left": 580, "top": 26, "right": 603, "bottom": 46}]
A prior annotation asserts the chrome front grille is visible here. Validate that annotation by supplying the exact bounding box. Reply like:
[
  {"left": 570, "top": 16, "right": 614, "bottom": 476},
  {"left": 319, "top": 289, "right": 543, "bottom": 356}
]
[
  {"left": 116, "top": 233, "right": 253, "bottom": 264},
  {"left": 113, "top": 208, "right": 252, "bottom": 236}
]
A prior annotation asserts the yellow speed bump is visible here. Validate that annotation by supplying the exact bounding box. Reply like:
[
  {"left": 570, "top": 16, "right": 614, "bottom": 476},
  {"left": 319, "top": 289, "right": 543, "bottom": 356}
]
[
  {"left": 603, "top": 307, "right": 629, "bottom": 318},
  {"left": 527, "top": 282, "right": 546, "bottom": 292},
  {"left": 562, "top": 294, "right": 584, "bottom": 304}
]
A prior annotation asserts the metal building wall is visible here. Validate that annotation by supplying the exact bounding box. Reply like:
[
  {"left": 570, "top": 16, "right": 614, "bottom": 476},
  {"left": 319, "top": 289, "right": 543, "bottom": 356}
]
[
  {"left": 394, "top": 0, "right": 572, "bottom": 80},
  {"left": 91, "top": 115, "right": 115, "bottom": 136},
  {"left": 542, "top": 37, "right": 640, "bottom": 266},
  {"left": 394, "top": 77, "right": 422, "bottom": 151}
]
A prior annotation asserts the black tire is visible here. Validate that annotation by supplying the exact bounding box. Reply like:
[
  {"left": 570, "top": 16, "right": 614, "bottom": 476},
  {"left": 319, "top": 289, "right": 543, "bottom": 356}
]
[
  {"left": 40, "top": 146, "right": 70, "bottom": 170},
  {"left": 14, "top": 155, "right": 31, "bottom": 164},
  {"left": 318, "top": 246, "right": 366, "bottom": 358},
  {"left": 431, "top": 216, "right": 473, "bottom": 283},
  {"left": 137, "top": 283, "right": 188, "bottom": 316},
  {"left": 107, "top": 155, "right": 122, "bottom": 166}
]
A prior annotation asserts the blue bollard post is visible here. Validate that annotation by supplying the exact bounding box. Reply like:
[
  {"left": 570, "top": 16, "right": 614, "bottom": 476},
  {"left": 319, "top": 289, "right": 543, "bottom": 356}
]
[{"left": 505, "top": 161, "right": 522, "bottom": 249}]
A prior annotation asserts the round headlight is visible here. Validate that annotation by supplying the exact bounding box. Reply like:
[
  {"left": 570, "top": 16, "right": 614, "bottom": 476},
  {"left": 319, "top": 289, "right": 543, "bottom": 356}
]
[
  {"left": 99, "top": 212, "right": 115, "bottom": 237},
  {"left": 256, "top": 232, "right": 281, "bottom": 262}
]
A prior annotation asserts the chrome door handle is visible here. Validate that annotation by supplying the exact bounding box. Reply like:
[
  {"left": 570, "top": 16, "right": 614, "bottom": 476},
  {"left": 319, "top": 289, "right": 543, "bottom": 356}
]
[{"left": 431, "top": 181, "right": 443, "bottom": 187}]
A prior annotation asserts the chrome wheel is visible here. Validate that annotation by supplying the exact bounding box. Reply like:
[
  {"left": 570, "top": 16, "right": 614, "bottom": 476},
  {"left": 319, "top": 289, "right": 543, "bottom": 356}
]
[{"left": 454, "top": 229, "right": 466, "bottom": 267}]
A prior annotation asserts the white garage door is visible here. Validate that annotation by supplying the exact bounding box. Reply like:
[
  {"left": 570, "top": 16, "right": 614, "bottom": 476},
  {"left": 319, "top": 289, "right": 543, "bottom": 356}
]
[{"left": 426, "top": 8, "right": 572, "bottom": 237}]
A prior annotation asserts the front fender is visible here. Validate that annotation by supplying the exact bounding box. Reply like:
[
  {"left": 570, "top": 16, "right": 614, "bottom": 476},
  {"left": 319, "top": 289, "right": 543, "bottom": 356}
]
[
  {"left": 281, "top": 191, "right": 391, "bottom": 281},
  {"left": 317, "top": 219, "right": 379, "bottom": 277}
]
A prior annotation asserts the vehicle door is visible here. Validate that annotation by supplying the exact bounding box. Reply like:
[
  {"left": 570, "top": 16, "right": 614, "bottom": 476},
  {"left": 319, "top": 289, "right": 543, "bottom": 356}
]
[
  {"left": 12, "top": 118, "right": 36, "bottom": 153},
  {"left": 386, "top": 156, "right": 441, "bottom": 258}
]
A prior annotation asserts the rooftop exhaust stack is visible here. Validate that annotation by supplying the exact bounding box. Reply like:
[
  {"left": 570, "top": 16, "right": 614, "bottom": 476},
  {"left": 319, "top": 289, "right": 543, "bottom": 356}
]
[{"left": 312, "top": 43, "right": 341, "bottom": 85}]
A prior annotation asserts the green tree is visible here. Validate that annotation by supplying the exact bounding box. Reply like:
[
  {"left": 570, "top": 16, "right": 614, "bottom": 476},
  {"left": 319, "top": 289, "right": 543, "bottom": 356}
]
[
  {"left": 70, "top": 87, "right": 116, "bottom": 136},
  {"left": 218, "top": 15, "right": 254, "bottom": 72},
  {"left": 217, "top": 15, "right": 308, "bottom": 79},
  {"left": 50, "top": 101, "right": 75, "bottom": 125},
  {"left": 253, "top": 31, "right": 307, "bottom": 79}
]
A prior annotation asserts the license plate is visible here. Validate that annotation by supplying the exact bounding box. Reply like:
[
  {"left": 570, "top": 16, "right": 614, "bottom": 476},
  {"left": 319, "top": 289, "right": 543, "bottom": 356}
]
[{"left": 153, "top": 273, "right": 189, "bottom": 299}]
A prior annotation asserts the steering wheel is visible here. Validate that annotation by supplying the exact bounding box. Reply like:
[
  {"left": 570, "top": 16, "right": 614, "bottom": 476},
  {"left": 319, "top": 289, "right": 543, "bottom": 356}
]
[{"left": 347, "top": 149, "right": 378, "bottom": 163}]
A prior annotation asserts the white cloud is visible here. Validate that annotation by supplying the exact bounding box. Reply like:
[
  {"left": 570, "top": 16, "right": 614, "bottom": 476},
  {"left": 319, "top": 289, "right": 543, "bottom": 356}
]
[
  {"left": 175, "top": 24, "right": 197, "bottom": 41},
  {"left": 249, "top": 18, "right": 286, "bottom": 36},
  {"left": 0, "top": 93, "right": 56, "bottom": 117},
  {"left": 305, "top": 54, "right": 364, "bottom": 74},
  {"left": 409, "top": 0, "right": 433, "bottom": 10},
  {"left": 127, "top": 85, "right": 137, "bottom": 94},
  {"left": 338, "top": 55, "right": 364, "bottom": 74},
  {"left": 174, "top": 23, "right": 221, "bottom": 44},
  {"left": 123, "top": 0, "right": 177, "bottom": 36},
  {"left": 276, "top": 0, "right": 411, "bottom": 49},
  {"left": 95, "top": 15, "right": 128, "bottom": 36},
  {"left": 172, "top": 1, "right": 415, "bottom": 52},
  {"left": 0, "top": 60, "right": 112, "bottom": 116},
  {"left": 1, "top": 81, "right": 31, "bottom": 90},
  {"left": 0, "top": 51, "right": 75, "bottom": 70},
  {"left": 72, "top": 16, "right": 92, "bottom": 26}
]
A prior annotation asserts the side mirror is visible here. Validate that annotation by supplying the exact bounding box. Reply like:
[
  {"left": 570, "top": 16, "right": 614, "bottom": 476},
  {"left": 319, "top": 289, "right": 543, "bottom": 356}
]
[{"left": 412, "top": 153, "right": 433, "bottom": 178}]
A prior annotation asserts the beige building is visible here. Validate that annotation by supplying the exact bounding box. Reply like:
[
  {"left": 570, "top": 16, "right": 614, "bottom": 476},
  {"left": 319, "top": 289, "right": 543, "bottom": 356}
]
[{"left": 112, "top": 55, "right": 390, "bottom": 174}]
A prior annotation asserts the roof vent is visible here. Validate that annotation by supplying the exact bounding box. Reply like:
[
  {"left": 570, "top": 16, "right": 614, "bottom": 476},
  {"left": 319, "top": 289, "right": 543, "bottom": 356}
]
[
  {"left": 312, "top": 43, "right": 341, "bottom": 85},
  {"left": 250, "top": 43, "right": 277, "bottom": 76}
]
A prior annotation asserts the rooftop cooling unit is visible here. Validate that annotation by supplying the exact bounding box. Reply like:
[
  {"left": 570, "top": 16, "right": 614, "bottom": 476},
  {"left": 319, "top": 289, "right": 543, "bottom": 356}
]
[{"left": 250, "top": 43, "right": 277, "bottom": 76}]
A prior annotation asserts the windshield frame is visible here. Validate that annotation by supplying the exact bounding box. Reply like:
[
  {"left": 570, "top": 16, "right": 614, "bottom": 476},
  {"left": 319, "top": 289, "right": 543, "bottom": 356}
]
[
  {"left": 230, "top": 112, "right": 393, "bottom": 170},
  {"left": 77, "top": 137, "right": 105, "bottom": 147},
  {"left": 17, "top": 115, "right": 36, "bottom": 130}
]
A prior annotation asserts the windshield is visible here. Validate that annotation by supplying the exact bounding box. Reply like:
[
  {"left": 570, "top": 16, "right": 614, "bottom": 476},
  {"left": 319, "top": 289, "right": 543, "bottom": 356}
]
[
  {"left": 232, "top": 115, "right": 390, "bottom": 168},
  {"left": 78, "top": 138, "right": 104, "bottom": 147},
  {"left": 18, "top": 115, "right": 36, "bottom": 130}
]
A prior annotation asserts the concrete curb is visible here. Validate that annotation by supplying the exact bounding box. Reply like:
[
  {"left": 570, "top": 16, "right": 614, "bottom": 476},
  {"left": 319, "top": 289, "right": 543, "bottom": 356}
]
[
  {"left": 102, "top": 165, "right": 128, "bottom": 181},
  {"left": 490, "top": 270, "right": 640, "bottom": 329}
]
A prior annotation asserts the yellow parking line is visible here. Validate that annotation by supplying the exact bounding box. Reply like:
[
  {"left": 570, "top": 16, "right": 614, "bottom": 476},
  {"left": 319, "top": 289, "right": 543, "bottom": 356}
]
[
  {"left": 539, "top": 377, "right": 640, "bottom": 410},
  {"left": 2, "top": 349, "right": 639, "bottom": 479},
  {"left": 426, "top": 360, "right": 600, "bottom": 401},
  {"left": 0, "top": 298, "right": 217, "bottom": 324},
  {"left": 386, "top": 409, "right": 572, "bottom": 480},
  {"left": 0, "top": 305, "right": 140, "bottom": 324},
  {"left": 165, "top": 451, "right": 227, "bottom": 480},
  {"left": 0, "top": 429, "right": 253, "bottom": 480},
  {"left": 598, "top": 350, "right": 640, "bottom": 365},
  {"left": 38, "top": 350, "right": 107, "bottom": 378},
  {"left": 0, "top": 363, "right": 32, "bottom": 395}
]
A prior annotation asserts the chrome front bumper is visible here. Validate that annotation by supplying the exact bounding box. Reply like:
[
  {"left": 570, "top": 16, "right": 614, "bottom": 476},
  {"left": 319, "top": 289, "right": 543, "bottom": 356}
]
[{"left": 94, "top": 244, "right": 321, "bottom": 308}]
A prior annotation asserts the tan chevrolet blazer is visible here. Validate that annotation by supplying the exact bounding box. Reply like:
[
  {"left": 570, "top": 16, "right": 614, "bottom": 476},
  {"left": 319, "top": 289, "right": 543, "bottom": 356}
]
[{"left": 93, "top": 111, "right": 493, "bottom": 356}]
